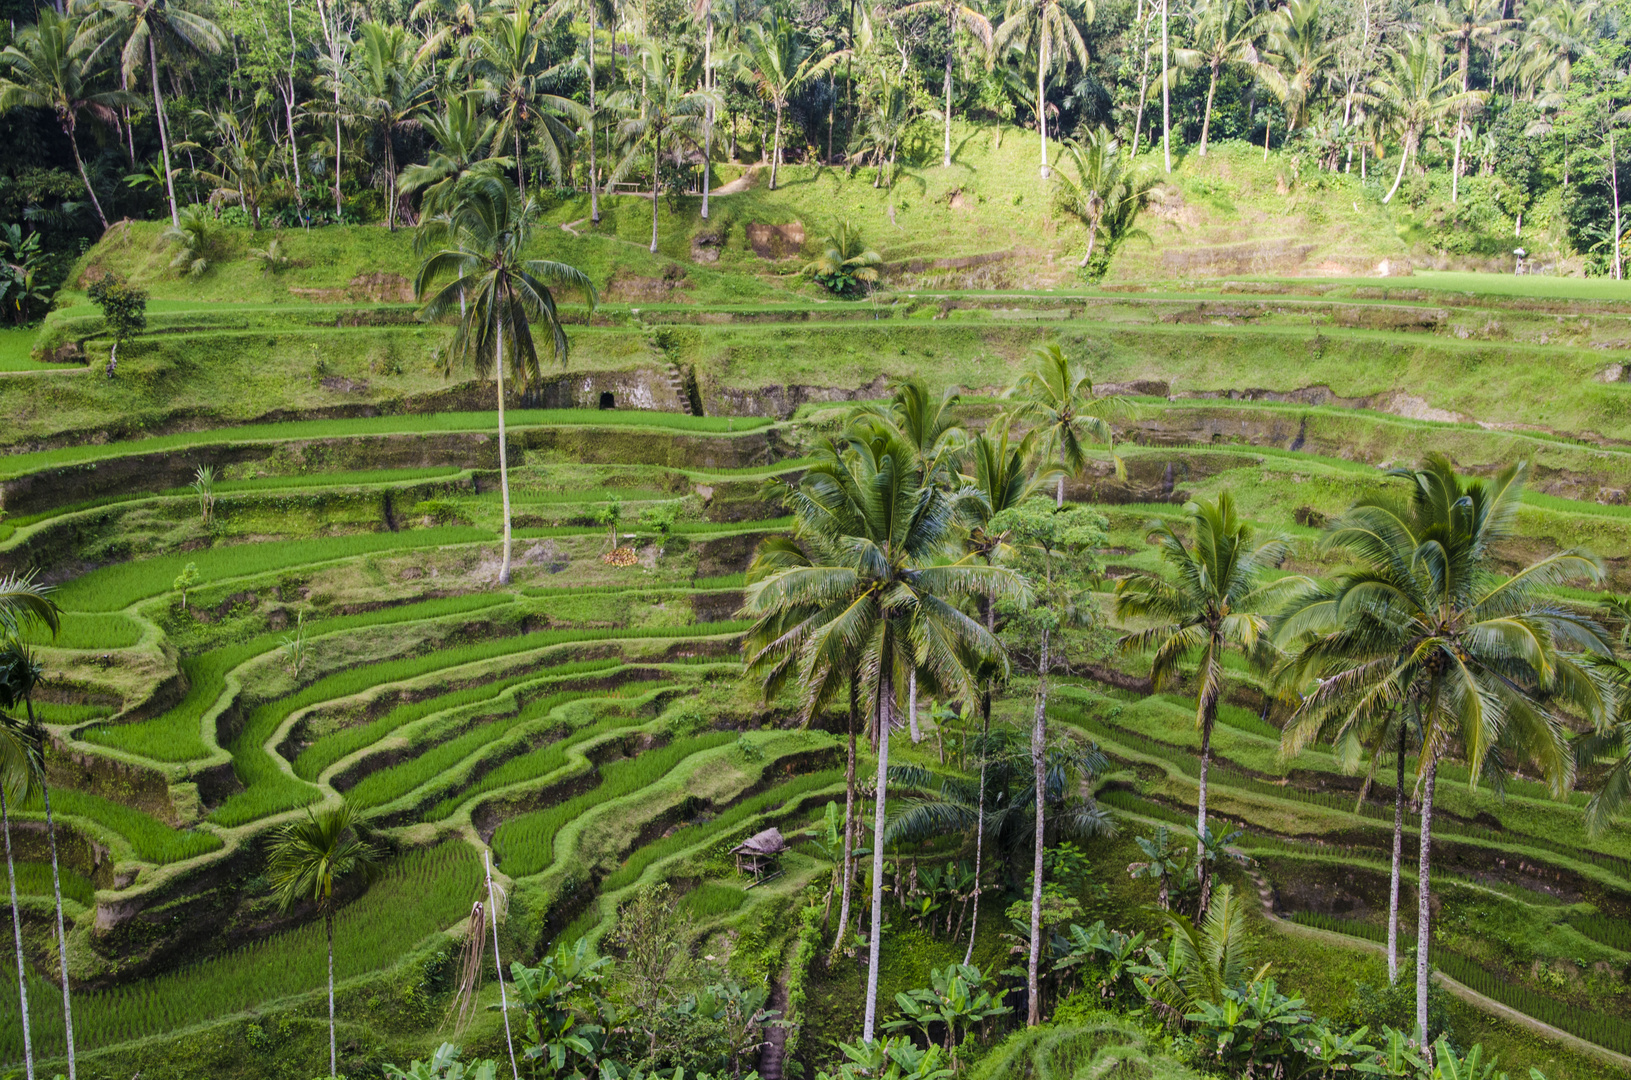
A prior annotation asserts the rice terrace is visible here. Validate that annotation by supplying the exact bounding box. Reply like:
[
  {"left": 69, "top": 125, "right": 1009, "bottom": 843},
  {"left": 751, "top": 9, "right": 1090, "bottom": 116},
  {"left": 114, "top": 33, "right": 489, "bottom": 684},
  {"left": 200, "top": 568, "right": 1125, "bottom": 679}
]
[{"left": 1, "top": 1, "right": 1631, "bottom": 1079}]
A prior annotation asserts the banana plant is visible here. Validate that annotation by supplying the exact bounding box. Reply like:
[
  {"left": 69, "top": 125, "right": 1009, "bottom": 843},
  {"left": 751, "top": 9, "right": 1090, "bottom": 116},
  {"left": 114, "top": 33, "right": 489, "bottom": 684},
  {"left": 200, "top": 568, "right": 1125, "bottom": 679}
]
[{"left": 384, "top": 1043, "right": 500, "bottom": 1080}]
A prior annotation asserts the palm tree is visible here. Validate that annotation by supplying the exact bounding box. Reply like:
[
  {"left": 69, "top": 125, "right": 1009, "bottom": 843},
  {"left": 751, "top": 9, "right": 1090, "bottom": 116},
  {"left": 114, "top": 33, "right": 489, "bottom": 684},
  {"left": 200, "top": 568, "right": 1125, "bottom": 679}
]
[
  {"left": 605, "top": 44, "right": 715, "bottom": 253},
  {"left": 1255, "top": 0, "right": 1331, "bottom": 140},
  {"left": 545, "top": 0, "right": 613, "bottom": 221},
  {"left": 739, "top": 428, "right": 1024, "bottom": 1044},
  {"left": 472, "top": 0, "right": 584, "bottom": 193},
  {"left": 1177, "top": 0, "right": 1265, "bottom": 157},
  {"left": 994, "top": 0, "right": 1092, "bottom": 179},
  {"left": 1114, "top": 494, "right": 1302, "bottom": 912},
  {"left": 1370, "top": 34, "right": 1482, "bottom": 204},
  {"left": 848, "top": 78, "right": 913, "bottom": 188},
  {"left": 1053, "top": 127, "right": 1157, "bottom": 270},
  {"left": 0, "top": 8, "right": 134, "bottom": 231},
  {"left": 747, "top": 17, "right": 834, "bottom": 190},
  {"left": 344, "top": 21, "right": 432, "bottom": 229},
  {"left": 415, "top": 176, "right": 597, "bottom": 585},
  {"left": 399, "top": 95, "right": 510, "bottom": 217},
  {"left": 0, "top": 639, "right": 77, "bottom": 1080},
  {"left": 1007, "top": 344, "right": 1129, "bottom": 506},
  {"left": 885, "top": 0, "right": 993, "bottom": 167},
  {"left": 0, "top": 574, "right": 58, "bottom": 1080},
  {"left": 801, "top": 220, "right": 883, "bottom": 294},
  {"left": 74, "top": 0, "right": 224, "bottom": 228},
  {"left": 1272, "top": 455, "right": 1611, "bottom": 1045},
  {"left": 269, "top": 801, "right": 382, "bottom": 1080},
  {"left": 1431, "top": 0, "right": 1510, "bottom": 202}
]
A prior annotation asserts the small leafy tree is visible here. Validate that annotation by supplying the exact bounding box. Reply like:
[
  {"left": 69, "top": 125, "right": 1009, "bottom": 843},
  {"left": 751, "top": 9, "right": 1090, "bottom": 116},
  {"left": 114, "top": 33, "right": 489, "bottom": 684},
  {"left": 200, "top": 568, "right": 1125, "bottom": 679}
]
[
  {"left": 383, "top": 1043, "right": 500, "bottom": 1080},
  {"left": 86, "top": 274, "right": 147, "bottom": 377},
  {"left": 594, "top": 495, "right": 624, "bottom": 552},
  {"left": 638, "top": 502, "right": 682, "bottom": 553},
  {"left": 884, "top": 964, "right": 1010, "bottom": 1067},
  {"left": 610, "top": 883, "right": 692, "bottom": 1059},
  {"left": 172, "top": 562, "right": 200, "bottom": 607}
]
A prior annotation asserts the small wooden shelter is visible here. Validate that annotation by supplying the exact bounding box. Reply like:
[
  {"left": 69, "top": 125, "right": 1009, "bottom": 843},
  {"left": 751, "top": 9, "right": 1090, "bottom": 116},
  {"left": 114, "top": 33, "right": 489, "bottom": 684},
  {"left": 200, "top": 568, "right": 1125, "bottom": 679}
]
[{"left": 731, "top": 827, "right": 787, "bottom": 886}]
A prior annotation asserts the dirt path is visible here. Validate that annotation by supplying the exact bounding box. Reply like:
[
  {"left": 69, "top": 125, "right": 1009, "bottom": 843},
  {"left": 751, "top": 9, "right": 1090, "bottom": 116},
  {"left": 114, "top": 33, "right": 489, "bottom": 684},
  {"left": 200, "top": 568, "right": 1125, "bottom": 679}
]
[
  {"left": 759, "top": 970, "right": 790, "bottom": 1080},
  {"left": 710, "top": 165, "right": 764, "bottom": 197},
  {"left": 1246, "top": 867, "right": 1631, "bottom": 1071}
]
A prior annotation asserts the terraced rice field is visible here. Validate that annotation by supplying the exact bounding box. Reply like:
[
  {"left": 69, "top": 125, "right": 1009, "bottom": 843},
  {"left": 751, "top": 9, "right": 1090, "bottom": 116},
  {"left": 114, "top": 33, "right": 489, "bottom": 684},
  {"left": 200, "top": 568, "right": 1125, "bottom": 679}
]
[{"left": 7, "top": 266, "right": 1631, "bottom": 1079}]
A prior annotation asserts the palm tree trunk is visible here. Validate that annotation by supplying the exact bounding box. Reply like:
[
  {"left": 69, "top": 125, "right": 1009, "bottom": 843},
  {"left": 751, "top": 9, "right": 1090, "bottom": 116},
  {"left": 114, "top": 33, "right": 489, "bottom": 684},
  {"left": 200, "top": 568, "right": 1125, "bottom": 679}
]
[
  {"left": 1415, "top": 753, "right": 1437, "bottom": 1049},
  {"left": 907, "top": 670, "right": 921, "bottom": 743},
  {"left": 386, "top": 130, "right": 398, "bottom": 230},
  {"left": 1387, "top": 724, "right": 1404, "bottom": 985},
  {"left": 770, "top": 100, "right": 783, "bottom": 190},
  {"left": 832, "top": 684, "right": 858, "bottom": 955},
  {"left": 1451, "top": 106, "right": 1464, "bottom": 204},
  {"left": 1055, "top": 473, "right": 1065, "bottom": 508},
  {"left": 962, "top": 683, "right": 990, "bottom": 968},
  {"left": 1383, "top": 132, "right": 1411, "bottom": 204},
  {"left": 496, "top": 308, "right": 513, "bottom": 585},
  {"left": 516, "top": 125, "right": 527, "bottom": 195},
  {"left": 861, "top": 671, "right": 892, "bottom": 1044},
  {"left": 942, "top": 36, "right": 954, "bottom": 168},
  {"left": 1200, "top": 62, "right": 1219, "bottom": 157},
  {"left": 34, "top": 699, "right": 74, "bottom": 1080},
  {"left": 1161, "top": 0, "right": 1171, "bottom": 173},
  {"left": 149, "top": 35, "right": 179, "bottom": 228},
  {"left": 326, "top": 906, "right": 337, "bottom": 1078},
  {"left": 1195, "top": 657, "right": 1218, "bottom": 913},
  {"left": 1611, "top": 129, "right": 1622, "bottom": 281},
  {"left": 485, "top": 851, "right": 520, "bottom": 1080},
  {"left": 702, "top": 21, "right": 713, "bottom": 220},
  {"left": 3, "top": 783, "right": 35, "bottom": 1080},
  {"left": 1078, "top": 222, "right": 1097, "bottom": 267},
  {"left": 1037, "top": 55, "right": 1049, "bottom": 179},
  {"left": 1132, "top": 10, "right": 1150, "bottom": 156},
  {"left": 1026, "top": 627, "right": 1050, "bottom": 1026},
  {"left": 588, "top": 4, "right": 601, "bottom": 223},
  {"left": 650, "top": 133, "right": 661, "bottom": 254},
  {"left": 1263, "top": 114, "right": 1270, "bottom": 161},
  {"left": 65, "top": 120, "right": 109, "bottom": 231}
]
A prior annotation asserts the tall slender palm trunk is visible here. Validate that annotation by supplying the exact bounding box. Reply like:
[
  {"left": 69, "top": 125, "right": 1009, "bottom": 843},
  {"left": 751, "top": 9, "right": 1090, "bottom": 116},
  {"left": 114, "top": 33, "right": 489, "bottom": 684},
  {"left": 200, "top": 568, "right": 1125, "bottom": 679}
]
[
  {"left": 148, "top": 37, "right": 179, "bottom": 228},
  {"left": 1195, "top": 650, "right": 1219, "bottom": 913},
  {"left": 485, "top": 851, "right": 520, "bottom": 1080},
  {"left": 588, "top": 6, "right": 601, "bottom": 223},
  {"left": 1026, "top": 629, "right": 1050, "bottom": 1026},
  {"left": 1383, "top": 132, "right": 1413, "bottom": 204},
  {"left": 38, "top": 744, "right": 76, "bottom": 1080},
  {"left": 3, "top": 784, "right": 35, "bottom": 1080},
  {"left": 64, "top": 120, "right": 109, "bottom": 231},
  {"left": 1037, "top": 56, "right": 1049, "bottom": 179},
  {"left": 1160, "top": 0, "right": 1172, "bottom": 172},
  {"left": 941, "top": 40, "right": 954, "bottom": 168},
  {"left": 861, "top": 673, "right": 892, "bottom": 1043},
  {"left": 495, "top": 310, "right": 514, "bottom": 584},
  {"left": 701, "top": 21, "right": 713, "bottom": 219},
  {"left": 649, "top": 133, "right": 661, "bottom": 253},
  {"left": 1387, "top": 724, "right": 1405, "bottom": 984},
  {"left": 1415, "top": 753, "right": 1438, "bottom": 1049},
  {"left": 769, "top": 101, "right": 783, "bottom": 189},
  {"left": 962, "top": 684, "right": 991, "bottom": 967},
  {"left": 326, "top": 908, "right": 337, "bottom": 1078},
  {"left": 1199, "top": 62, "right": 1219, "bottom": 156},
  {"left": 832, "top": 684, "right": 858, "bottom": 956}
]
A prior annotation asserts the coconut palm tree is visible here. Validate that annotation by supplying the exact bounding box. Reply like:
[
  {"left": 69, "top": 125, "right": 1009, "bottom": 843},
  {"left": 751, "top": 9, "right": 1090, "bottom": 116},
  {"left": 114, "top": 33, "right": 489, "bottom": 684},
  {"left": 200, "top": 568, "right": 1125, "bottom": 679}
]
[
  {"left": 1272, "top": 455, "right": 1612, "bottom": 1045},
  {"left": 399, "top": 95, "right": 510, "bottom": 217},
  {"left": 847, "top": 77, "right": 913, "bottom": 188},
  {"left": 801, "top": 220, "right": 883, "bottom": 295},
  {"left": 884, "top": 0, "right": 993, "bottom": 167},
  {"left": 1255, "top": 0, "right": 1331, "bottom": 137},
  {"left": 1176, "top": 0, "right": 1266, "bottom": 157},
  {"left": 739, "top": 427, "right": 1024, "bottom": 1043},
  {"left": 1006, "top": 344, "right": 1129, "bottom": 506},
  {"left": 1370, "top": 34, "right": 1483, "bottom": 204},
  {"left": 414, "top": 175, "right": 597, "bottom": 585},
  {"left": 472, "top": 0, "right": 584, "bottom": 193},
  {"left": 1114, "top": 494, "right": 1303, "bottom": 912},
  {"left": 0, "top": 574, "right": 57, "bottom": 1080},
  {"left": 269, "top": 801, "right": 382, "bottom": 1080},
  {"left": 746, "top": 17, "right": 835, "bottom": 190},
  {"left": 994, "top": 0, "right": 1092, "bottom": 179},
  {"left": 73, "top": 0, "right": 224, "bottom": 228},
  {"left": 1430, "top": 0, "right": 1510, "bottom": 201},
  {"left": 0, "top": 7, "right": 134, "bottom": 231},
  {"left": 545, "top": 0, "right": 613, "bottom": 221},
  {"left": 0, "top": 640, "right": 79, "bottom": 1080},
  {"left": 344, "top": 21, "right": 432, "bottom": 229},
  {"left": 605, "top": 44, "right": 715, "bottom": 253},
  {"left": 1053, "top": 127, "right": 1157, "bottom": 271}
]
